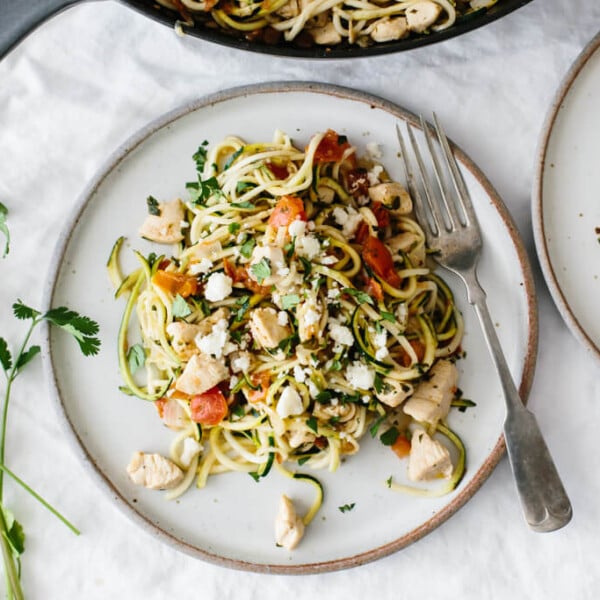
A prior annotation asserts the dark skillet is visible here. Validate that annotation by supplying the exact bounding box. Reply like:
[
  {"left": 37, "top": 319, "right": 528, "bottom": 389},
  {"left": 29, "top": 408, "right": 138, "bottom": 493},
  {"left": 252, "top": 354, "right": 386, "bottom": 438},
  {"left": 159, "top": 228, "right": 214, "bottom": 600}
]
[{"left": 0, "top": 0, "right": 532, "bottom": 60}]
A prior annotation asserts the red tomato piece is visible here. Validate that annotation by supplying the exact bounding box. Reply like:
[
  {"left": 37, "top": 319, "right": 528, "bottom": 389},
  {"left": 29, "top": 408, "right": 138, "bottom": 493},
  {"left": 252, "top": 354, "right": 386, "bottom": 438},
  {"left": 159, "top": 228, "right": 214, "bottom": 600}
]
[
  {"left": 346, "top": 168, "right": 370, "bottom": 198},
  {"left": 152, "top": 270, "right": 198, "bottom": 298},
  {"left": 190, "top": 387, "right": 228, "bottom": 426},
  {"left": 363, "top": 236, "right": 402, "bottom": 288},
  {"left": 268, "top": 195, "right": 307, "bottom": 228},
  {"left": 370, "top": 201, "right": 390, "bottom": 228},
  {"left": 391, "top": 434, "right": 411, "bottom": 458},
  {"left": 364, "top": 277, "right": 384, "bottom": 303},
  {"left": 313, "top": 130, "right": 354, "bottom": 164},
  {"left": 266, "top": 161, "right": 290, "bottom": 180}
]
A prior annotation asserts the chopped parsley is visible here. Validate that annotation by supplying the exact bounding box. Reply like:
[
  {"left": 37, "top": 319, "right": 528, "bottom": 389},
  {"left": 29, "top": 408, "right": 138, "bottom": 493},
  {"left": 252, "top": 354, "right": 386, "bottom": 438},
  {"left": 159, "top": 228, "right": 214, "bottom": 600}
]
[
  {"left": 146, "top": 195, "right": 161, "bottom": 216},
  {"left": 250, "top": 258, "right": 271, "bottom": 284},
  {"left": 240, "top": 238, "right": 256, "bottom": 259},
  {"left": 343, "top": 288, "right": 374, "bottom": 305},
  {"left": 127, "top": 343, "right": 146, "bottom": 374},
  {"left": 0, "top": 201, "right": 9, "bottom": 258},
  {"left": 172, "top": 294, "right": 192, "bottom": 318},
  {"left": 306, "top": 416, "right": 318, "bottom": 433},
  {"left": 338, "top": 503, "right": 355, "bottom": 513},
  {"left": 281, "top": 294, "right": 300, "bottom": 310},
  {"left": 380, "top": 426, "right": 399, "bottom": 446}
]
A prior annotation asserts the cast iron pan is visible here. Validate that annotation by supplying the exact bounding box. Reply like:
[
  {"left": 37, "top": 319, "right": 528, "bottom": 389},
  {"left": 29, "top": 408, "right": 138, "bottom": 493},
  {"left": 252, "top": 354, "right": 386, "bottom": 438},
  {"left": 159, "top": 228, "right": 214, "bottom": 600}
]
[{"left": 0, "top": 0, "right": 532, "bottom": 60}]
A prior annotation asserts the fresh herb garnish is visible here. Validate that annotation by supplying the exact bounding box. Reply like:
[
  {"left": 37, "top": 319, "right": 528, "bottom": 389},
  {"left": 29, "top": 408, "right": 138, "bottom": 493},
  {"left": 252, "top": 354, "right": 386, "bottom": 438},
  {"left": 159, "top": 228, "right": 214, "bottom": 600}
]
[
  {"left": 230, "top": 200, "right": 255, "bottom": 209},
  {"left": 1, "top": 300, "right": 100, "bottom": 598},
  {"left": 0, "top": 202, "right": 9, "bottom": 258},
  {"left": 228, "top": 222, "right": 241, "bottom": 235},
  {"left": 240, "top": 238, "right": 256, "bottom": 259},
  {"left": 234, "top": 295, "right": 250, "bottom": 322},
  {"left": 192, "top": 140, "right": 209, "bottom": 173},
  {"left": 224, "top": 147, "right": 244, "bottom": 170},
  {"left": 250, "top": 258, "right": 271, "bottom": 284},
  {"left": 235, "top": 181, "right": 255, "bottom": 195},
  {"left": 369, "top": 414, "right": 386, "bottom": 438},
  {"left": 298, "top": 256, "right": 312, "bottom": 279},
  {"left": 315, "top": 390, "right": 333, "bottom": 403},
  {"left": 284, "top": 237, "right": 296, "bottom": 260},
  {"left": 343, "top": 288, "right": 374, "bottom": 305},
  {"left": 187, "top": 176, "right": 222, "bottom": 207},
  {"left": 127, "top": 343, "right": 146, "bottom": 374},
  {"left": 380, "top": 311, "right": 396, "bottom": 323},
  {"left": 281, "top": 294, "right": 300, "bottom": 310},
  {"left": 338, "top": 503, "right": 355, "bottom": 513},
  {"left": 146, "top": 195, "right": 161, "bottom": 216},
  {"left": 386, "top": 476, "right": 393, "bottom": 488},
  {"left": 306, "top": 416, "right": 319, "bottom": 433},
  {"left": 172, "top": 294, "right": 192, "bottom": 318},
  {"left": 373, "top": 372, "right": 384, "bottom": 394},
  {"left": 380, "top": 426, "right": 400, "bottom": 446}
]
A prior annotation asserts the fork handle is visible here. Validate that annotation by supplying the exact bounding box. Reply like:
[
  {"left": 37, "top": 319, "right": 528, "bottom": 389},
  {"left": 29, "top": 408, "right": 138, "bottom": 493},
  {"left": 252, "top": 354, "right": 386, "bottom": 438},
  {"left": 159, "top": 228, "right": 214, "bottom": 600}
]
[{"left": 463, "top": 271, "right": 572, "bottom": 532}]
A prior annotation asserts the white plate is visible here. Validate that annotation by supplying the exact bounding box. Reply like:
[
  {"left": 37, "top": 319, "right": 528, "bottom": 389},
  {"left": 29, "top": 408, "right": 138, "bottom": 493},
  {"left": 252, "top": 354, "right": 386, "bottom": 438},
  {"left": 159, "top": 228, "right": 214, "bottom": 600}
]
[
  {"left": 43, "top": 82, "right": 537, "bottom": 574},
  {"left": 534, "top": 33, "right": 600, "bottom": 360}
]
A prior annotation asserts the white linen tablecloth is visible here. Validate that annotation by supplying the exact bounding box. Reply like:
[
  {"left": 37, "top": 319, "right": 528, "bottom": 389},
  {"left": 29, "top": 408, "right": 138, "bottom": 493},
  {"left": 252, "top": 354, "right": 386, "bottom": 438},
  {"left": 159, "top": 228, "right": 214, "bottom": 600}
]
[{"left": 1, "top": 0, "right": 600, "bottom": 597}]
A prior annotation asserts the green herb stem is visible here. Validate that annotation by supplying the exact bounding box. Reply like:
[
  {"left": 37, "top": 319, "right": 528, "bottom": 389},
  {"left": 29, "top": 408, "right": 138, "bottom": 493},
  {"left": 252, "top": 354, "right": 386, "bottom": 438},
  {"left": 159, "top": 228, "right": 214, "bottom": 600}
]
[
  {"left": 0, "top": 508, "right": 22, "bottom": 600},
  {"left": 0, "top": 465, "right": 80, "bottom": 536}
]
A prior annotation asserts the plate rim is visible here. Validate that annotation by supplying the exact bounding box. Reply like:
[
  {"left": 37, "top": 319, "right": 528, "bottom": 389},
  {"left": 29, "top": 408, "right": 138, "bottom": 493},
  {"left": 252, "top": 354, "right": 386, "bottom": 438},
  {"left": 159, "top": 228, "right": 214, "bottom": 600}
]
[
  {"left": 532, "top": 32, "right": 600, "bottom": 362},
  {"left": 41, "top": 81, "right": 538, "bottom": 574}
]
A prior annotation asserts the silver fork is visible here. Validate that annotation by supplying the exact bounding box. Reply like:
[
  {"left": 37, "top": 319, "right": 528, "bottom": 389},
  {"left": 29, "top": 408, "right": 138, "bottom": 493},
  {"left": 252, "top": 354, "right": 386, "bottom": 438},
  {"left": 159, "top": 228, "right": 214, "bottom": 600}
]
[{"left": 396, "top": 115, "right": 572, "bottom": 532}]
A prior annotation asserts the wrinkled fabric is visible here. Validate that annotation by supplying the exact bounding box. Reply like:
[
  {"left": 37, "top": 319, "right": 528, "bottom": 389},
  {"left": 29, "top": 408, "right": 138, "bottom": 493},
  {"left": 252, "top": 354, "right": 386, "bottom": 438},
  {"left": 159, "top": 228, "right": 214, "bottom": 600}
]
[{"left": 1, "top": 1, "right": 600, "bottom": 597}]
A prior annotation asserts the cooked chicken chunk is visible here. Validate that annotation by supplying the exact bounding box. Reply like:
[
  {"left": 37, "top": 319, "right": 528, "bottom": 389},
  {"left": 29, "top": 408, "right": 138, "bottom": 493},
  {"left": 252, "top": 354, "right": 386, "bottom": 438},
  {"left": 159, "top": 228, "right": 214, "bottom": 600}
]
[
  {"left": 249, "top": 307, "right": 290, "bottom": 350},
  {"left": 370, "top": 16, "right": 409, "bottom": 43},
  {"left": 406, "top": 1, "right": 443, "bottom": 34},
  {"left": 166, "top": 321, "right": 203, "bottom": 358},
  {"left": 403, "top": 359, "right": 458, "bottom": 425},
  {"left": 368, "top": 182, "right": 412, "bottom": 214},
  {"left": 275, "top": 495, "right": 305, "bottom": 550},
  {"left": 296, "top": 298, "right": 322, "bottom": 343},
  {"left": 408, "top": 428, "right": 453, "bottom": 481},
  {"left": 375, "top": 378, "right": 412, "bottom": 408},
  {"left": 126, "top": 451, "right": 184, "bottom": 490},
  {"left": 175, "top": 353, "right": 228, "bottom": 396},
  {"left": 310, "top": 22, "right": 342, "bottom": 45},
  {"left": 138, "top": 198, "right": 185, "bottom": 244}
]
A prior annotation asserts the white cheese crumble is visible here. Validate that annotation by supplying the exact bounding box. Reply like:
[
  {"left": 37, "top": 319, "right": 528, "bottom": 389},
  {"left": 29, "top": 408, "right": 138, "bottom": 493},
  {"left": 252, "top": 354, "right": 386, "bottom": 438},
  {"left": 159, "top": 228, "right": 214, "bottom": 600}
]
[
  {"left": 346, "top": 361, "right": 376, "bottom": 390},
  {"left": 303, "top": 308, "right": 321, "bottom": 327},
  {"left": 195, "top": 318, "right": 229, "bottom": 358},
  {"left": 329, "top": 323, "right": 354, "bottom": 346},
  {"left": 297, "top": 235, "right": 321, "bottom": 260},
  {"left": 188, "top": 257, "right": 212, "bottom": 275},
  {"left": 276, "top": 386, "right": 304, "bottom": 418},
  {"left": 179, "top": 437, "right": 203, "bottom": 468},
  {"left": 288, "top": 218, "right": 307, "bottom": 238},
  {"left": 367, "top": 164, "right": 384, "bottom": 186},
  {"left": 277, "top": 311, "right": 289, "bottom": 326},
  {"left": 204, "top": 272, "right": 233, "bottom": 302},
  {"left": 231, "top": 354, "right": 250, "bottom": 373},
  {"left": 332, "top": 206, "right": 363, "bottom": 238},
  {"left": 293, "top": 365, "right": 308, "bottom": 383},
  {"left": 366, "top": 142, "right": 383, "bottom": 160}
]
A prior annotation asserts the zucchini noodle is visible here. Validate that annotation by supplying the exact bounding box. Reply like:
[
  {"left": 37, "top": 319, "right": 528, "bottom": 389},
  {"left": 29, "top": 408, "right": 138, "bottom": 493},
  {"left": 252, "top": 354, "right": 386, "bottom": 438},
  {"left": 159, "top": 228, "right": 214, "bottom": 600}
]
[
  {"left": 157, "top": 0, "right": 499, "bottom": 49},
  {"left": 115, "top": 128, "right": 471, "bottom": 544}
]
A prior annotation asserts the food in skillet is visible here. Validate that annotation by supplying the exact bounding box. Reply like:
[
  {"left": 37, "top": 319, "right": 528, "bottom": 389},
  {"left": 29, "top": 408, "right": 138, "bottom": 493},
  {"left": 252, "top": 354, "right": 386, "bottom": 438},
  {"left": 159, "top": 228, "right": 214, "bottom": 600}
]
[
  {"left": 159, "top": 0, "right": 500, "bottom": 48},
  {"left": 109, "top": 129, "right": 470, "bottom": 549}
]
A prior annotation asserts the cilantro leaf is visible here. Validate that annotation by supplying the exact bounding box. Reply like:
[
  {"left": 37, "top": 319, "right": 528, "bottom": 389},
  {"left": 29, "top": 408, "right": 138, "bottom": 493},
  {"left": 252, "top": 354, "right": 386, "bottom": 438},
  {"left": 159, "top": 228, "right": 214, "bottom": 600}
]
[
  {"left": 343, "top": 288, "right": 374, "bottom": 305},
  {"left": 12, "top": 300, "right": 40, "bottom": 321},
  {"left": 380, "top": 426, "right": 399, "bottom": 446},
  {"left": 228, "top": 222, "right": 241, "bottom": 235},
  {"left": 43, "top": 307, "right": 101, "bottom": 356},
  {"left": 233, "top": 295, "right": 250, "bottom": 322},
  {"left": 172, "top": 294, "right": 192, "bottom": 319},
  {"left": 240, "top": 238, "right": 256, "bottom": 259},
  {"left": 369, "top": 414, "right": 386, "bottom": 438},
  {"left": 281, "top": 294, "right": 300, "bottom": 310},
  {"left": 338, "top": 503, "right": 355, "bottom": 513},
  {"left": 250, "top": 258, "right": 271, "bottom": 284},
  {"left": 380, "top": 311, "right": 396, "bottom": 323},
  {"left": 306, "top": 416, "right": 318, "bottom": 433},
  {"left": 0, "top": 201, "right": 9, "bottom": 258},
  {"left": 230, "top": 200, "right": 255, "bottom": 209},
  {"left": 146, "top": 196, "right": 161, "bottom": 216},
  {"left": 386, "top": 476, "right": 393, "bottom": 488},
  {"left": 224, "top": 147, "right": 244, "bottom": 170},
  {"left": 127, "top": 344, "right": 146, "bottom": 374},
  {"left": 193, "top": 141, "right": 209, "bottom": 173},
  {"left": 0, "top": 337, "right": 12, "bottom": 372},
  {"left": 3, "top": 509, "right": 25, "bottom": 556},
  {"left": 15, "top": 345, "right": 41, "bottom": 371}
]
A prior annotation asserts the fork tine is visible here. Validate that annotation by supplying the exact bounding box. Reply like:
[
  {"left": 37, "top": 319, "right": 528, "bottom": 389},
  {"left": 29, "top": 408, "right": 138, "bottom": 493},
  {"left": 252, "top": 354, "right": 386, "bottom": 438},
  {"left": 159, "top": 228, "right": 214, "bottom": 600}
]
[
  {"left": 432, "top": 113, "right": 479, "bottom": 229},
  {"left": 395, "top": 123, "right": 434, "bottom": 239},
  {"left": 419, "top": 115, "right": 464, "bottom": 232},
  {"left": 405, "top": 121, "right": 447, "bottom": 237}
]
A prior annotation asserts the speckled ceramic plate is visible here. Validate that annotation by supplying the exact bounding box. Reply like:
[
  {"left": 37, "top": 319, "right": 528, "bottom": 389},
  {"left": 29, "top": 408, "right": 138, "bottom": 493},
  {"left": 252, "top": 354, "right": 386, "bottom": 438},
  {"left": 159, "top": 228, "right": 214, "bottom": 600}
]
[
  {"left": 533, "top": 32, "right": 600, "bottom": 362},
  {"left": 43, "top": 82, "right": 537, "bottom": 574}
]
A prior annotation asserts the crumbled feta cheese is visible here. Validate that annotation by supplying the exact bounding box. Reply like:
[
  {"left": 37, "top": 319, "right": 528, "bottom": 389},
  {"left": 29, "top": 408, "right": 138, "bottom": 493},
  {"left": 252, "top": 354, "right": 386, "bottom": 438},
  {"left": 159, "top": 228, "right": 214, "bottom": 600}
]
[
  {"left": 332, "top": 206, "right": 363, "bottom": 238},
  {"left": 231, "top": 354, "right": 250, "bottom": 373},
  {"left": 188, "top": 257, "right": 213, "bottom": 275},
  {"left": 278, "top": 311, "right": 289, "bottom": 326},
  {"left": 195, "top": 318, "right": 229, "bottom": 358},
  {"left": 367, "top": 164, "right": 384, "bottom": 186},
  {"left": 293, "top": 365, "right": 308, "bottom": 383},
  {"left": 346, "top": 361, "right": 376, "bottom": 390},
  {"left": 303, "top": 308, "right": 320, "bottom": 327},
  {"left": 307, "top": 380, "right": 320, "bottom": 399},
  {"left": 366, "top": 142, "right": 383, "bottom": 160},
  {"left": 276, "top": 386, "right": 304, "bottom": 418},
  {"left": 329, "top": 323, "right": 354, "bottom": 346},
  {"left": 288, "top": 219, "right": 307, "bottom": 238},
  {"left": 179, "top": 437, "right": 203, "bottom": 468},
  {"left": 297, "top": 235, "right": 321, "bottom": 260},
  {"left": 327, "top": 287, "right": 340, "bottom": 300},
  {"left": 320, "top": 255, "right": 338, "bottom": 265},
  {"left": 204, "top": 272, "right": 233, "bottom": 302}
]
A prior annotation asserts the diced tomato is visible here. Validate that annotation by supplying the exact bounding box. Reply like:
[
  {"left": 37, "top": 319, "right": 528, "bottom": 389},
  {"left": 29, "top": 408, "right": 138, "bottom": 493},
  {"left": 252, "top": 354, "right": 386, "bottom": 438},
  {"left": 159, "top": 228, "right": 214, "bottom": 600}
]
[
  {"left": 152, "top": 270, "right": 198, "bottom": 298},
  {"left": 370, "top": 201, "right": 390, "bottom": 229},
  {"left": 247, "top": 371, "right": 271, "bottom": 403},
  {"left": 266, "top": 161, "right": 289, "bottom": 180},
  {"left": 268, "top": 195, "right": 307, "bottom": 228},
  {"left": 354, "top": 221, "right": 369, "bottom": 244},
  {"left": 223, "top": 258, "right": 269, "bottom": 295},
  {"left": 398, "top": 339, "right": 426, "bottom": 368},
  {"left": 362, "top": 236, "right": 402, "bottom": 288},
  {"left": 313, "top": 130, "right": 355, "bottom": 164},
  {"left": 190, "top": 387, "right": 228, "bottom": 426},
  {"left": 346, "top": 168, "right": 370, "bottom": 198},
  {"left": 391, "top": 434, "right": 411, "bottom": 458},
  {"left": 364, "top": 277, "right": 384, "bottom": 303}
]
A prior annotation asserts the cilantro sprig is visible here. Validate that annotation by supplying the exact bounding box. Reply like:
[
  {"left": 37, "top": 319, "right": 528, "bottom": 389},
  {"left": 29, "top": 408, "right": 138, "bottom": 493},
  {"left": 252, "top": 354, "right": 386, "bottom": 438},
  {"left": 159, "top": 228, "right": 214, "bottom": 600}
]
[
  {"left": 0, "top": 202, "right": 9, "bottom": 259},
  {"left": 0, "top": 300, "right": 100, "bottom": 598}
]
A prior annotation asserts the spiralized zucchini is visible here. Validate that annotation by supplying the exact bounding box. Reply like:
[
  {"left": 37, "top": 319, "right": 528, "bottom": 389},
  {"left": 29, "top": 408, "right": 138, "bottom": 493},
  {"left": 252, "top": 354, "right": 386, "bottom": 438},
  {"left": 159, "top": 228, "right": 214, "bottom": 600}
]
[
  {"left": 158, "top": 0, "right": 498, "bottom": 49},
  {"left": 115, "top": 128, "right": 468, "bottom": 534}
]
